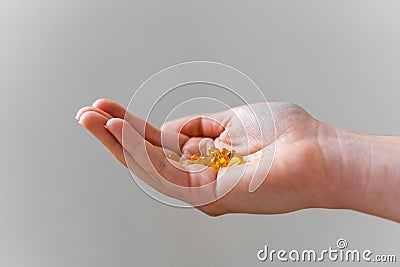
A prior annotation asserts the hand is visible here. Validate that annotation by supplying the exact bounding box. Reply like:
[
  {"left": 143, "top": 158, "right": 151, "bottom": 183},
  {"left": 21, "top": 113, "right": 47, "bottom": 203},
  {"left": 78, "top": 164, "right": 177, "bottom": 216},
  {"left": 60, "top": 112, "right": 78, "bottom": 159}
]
[{"left": 76, "top": 99, "right": 337, "bottom": 216}]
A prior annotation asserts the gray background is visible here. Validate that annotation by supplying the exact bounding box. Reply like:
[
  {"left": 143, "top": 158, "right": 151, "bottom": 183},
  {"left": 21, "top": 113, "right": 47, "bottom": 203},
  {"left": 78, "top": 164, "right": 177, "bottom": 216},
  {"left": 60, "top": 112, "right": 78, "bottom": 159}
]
[{"left": 1, "top": 0, "right": 399, "bottom": 266}]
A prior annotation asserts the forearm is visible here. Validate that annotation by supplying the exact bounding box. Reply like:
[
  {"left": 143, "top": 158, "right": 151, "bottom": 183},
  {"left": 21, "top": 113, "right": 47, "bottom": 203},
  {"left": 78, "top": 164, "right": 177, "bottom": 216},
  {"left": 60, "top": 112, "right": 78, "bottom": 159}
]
[{"left": 323, "top": 125, "right": 400, "bottom": 222}]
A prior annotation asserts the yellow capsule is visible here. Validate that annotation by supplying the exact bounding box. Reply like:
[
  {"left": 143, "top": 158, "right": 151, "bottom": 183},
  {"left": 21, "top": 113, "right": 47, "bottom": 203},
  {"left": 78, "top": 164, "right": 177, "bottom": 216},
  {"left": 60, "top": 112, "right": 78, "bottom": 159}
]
[
  {"left": 167, "top": 154, "right": 181, "bottom": 163},
  {"left": 228, "top": 156, "right": 241, "bottom": 166},
  {"left": 198, "top": 156, "right": 212, "bottom": 166},
  {"left": 182, "top": 147, "right": 245, "bottom": 170},
  {"left": 208, "top": 147, "right": 217, "bottom": 158},
  {"left": 210, "top": 161, "right": 221, "bottom": 170},
  {"left": 220, "top": 156, "right": 228, "bottom": 166},
  {"left": 231, "top": 150, "right": 243, "bottom": 162},
  {"left": 188, "top": 153, "right": 201, "bottom": 165}
]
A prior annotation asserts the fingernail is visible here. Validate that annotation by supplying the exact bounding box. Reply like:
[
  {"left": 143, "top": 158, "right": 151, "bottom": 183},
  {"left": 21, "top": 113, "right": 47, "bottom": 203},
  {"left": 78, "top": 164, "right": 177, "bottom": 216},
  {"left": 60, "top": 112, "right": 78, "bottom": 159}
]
[
  {"left": 75, "top": 107, "right": 85, "bottom": 120},
  {"left": 105, "top": 118, "right": 114, "bottom": 128},
  {"left": 75, "top": 110, "right": 80, "bottom": 120},
  {"left": 92, "top": 98, "right": 104, "bottom": 107}
]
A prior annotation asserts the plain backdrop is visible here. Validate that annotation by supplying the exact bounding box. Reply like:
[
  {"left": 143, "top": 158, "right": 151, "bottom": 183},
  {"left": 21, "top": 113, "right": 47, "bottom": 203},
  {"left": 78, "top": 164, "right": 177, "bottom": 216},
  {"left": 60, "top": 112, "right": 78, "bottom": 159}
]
[{"left": 1, "top": 1, "right": 399, "bottom": 266}]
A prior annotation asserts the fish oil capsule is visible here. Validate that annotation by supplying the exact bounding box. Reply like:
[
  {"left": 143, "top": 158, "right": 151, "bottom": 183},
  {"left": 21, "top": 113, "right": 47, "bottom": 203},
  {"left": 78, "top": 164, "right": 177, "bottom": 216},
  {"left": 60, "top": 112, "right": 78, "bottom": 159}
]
[
  {"left": 174, "top": 147, "right": 245, "bottom": 171},
  {"left": 198, "top": 156, "right": 212, "bottom": 166},
  {"left": 230, "top": 150, "right": 244, "bottom": 163},
  {"left": 228, "top": 156, "right": 241, "bottom": 166},
  {"left": 208, "top": 147, "right": 218, "bottom": 158},
  {"left": 221, "top": 148, "right": 230, "bottom": 157},
  {"left": 167, "top": 153, "right": 181, "bottom": 163},
  {"left": 188, "top": 153, "right": 200, "bottom": 165}
]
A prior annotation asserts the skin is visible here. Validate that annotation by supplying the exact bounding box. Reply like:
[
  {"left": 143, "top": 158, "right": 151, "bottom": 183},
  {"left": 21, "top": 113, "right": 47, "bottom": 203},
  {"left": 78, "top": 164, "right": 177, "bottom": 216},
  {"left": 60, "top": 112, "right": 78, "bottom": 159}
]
[{"left": 76, "top": 98, "right": 400, "bottom": 222}]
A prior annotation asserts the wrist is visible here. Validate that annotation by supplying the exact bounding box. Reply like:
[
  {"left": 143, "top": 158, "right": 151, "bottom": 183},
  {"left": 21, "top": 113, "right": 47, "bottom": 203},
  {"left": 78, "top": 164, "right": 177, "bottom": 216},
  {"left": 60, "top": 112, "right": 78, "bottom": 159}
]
[{"left": 320, "top": 125, "right": 400, "bottom": 221}]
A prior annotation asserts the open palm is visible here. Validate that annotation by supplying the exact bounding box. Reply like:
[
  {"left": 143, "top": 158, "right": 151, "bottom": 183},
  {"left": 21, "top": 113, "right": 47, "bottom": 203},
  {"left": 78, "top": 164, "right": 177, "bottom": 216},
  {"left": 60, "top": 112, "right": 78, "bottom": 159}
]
[{"left": 77, "top": 99, "right": 333, "bottom": 216}]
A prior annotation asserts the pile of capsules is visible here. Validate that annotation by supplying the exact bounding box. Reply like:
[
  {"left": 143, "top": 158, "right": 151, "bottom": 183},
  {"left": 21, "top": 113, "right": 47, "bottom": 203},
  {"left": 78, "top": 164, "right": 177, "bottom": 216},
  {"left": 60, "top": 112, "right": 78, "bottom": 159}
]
[{"left": 167, "top": 146, "right": 244, "bottom": 171}]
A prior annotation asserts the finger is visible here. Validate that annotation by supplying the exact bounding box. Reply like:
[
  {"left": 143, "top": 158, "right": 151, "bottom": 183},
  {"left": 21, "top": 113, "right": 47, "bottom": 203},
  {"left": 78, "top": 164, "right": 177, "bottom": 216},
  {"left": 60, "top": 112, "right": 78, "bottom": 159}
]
[
  {"left": 180, "top": 137, "right": 214, "bottom": 159},
  {"left": 106, "top": 118, "right": 222, "bottom": 205},
  {"left": 78, "top": 111, "right": 175, "bottom": 197},
  {"left": 161, "top": 111, "right": 232, "bottom": 138},
  {"left": 77, "top": 111, "right": 127, "bottom": 167},
  {"left": 105, "top": 118, "right": 192, "bottom": 187},
  {"left": 92, "top": 98, "right": 127, "bottom": 119},
  {"left": 75, "top": 106, "right": 113, "bottom": 121},
  {"left": 93, "top": 98, "right": 188, "bottom": 153},
  {"left": 77, "top": 108, "right": 173, "bottom": 156}
]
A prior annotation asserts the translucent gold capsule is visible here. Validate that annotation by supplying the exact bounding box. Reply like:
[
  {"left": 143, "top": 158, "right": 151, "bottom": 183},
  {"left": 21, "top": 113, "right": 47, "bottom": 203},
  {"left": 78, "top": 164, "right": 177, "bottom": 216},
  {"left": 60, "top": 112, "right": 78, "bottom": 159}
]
[
  {"left": 167, "top": 153, "right": 181, "bottom": 164},
  {"left": 228, "top": 156, "right": 241, "bottom": 166},
  {"left": 231, "top": 150, "right": 243, "bottom": 161},
  {"left": 177, "top": 147, "right": 244, "bottom": 171},
  {"left": 190, "top": 153, "right": 200, "bottom": 160},
  {"left": 188, "top": 153, "right": 201, "bottom": 165},
  {"left": 198, "top": 156, "right": 212, "bottom": 166}
]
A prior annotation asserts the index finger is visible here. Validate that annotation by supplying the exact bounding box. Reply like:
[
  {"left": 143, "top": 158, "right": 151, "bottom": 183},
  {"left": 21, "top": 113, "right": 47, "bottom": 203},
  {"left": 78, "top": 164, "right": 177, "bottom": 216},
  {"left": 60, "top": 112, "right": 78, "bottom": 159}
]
[
  {"left": 161, "top": 110, "right": 233, "bottom": 138},
  {"left": 93, "top": 98, "right": 189, "bottom": 154}
]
